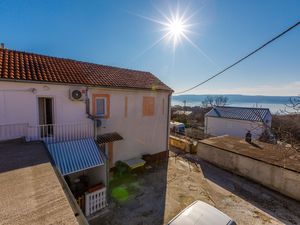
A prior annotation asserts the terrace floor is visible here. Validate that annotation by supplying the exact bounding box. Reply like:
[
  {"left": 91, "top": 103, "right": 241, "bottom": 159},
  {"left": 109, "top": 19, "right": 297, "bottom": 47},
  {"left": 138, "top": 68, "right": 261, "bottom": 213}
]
[
  {"left": 91, "top": 148, "right": 300, "bottom": 225},
  {"left": 0, "top": 139, "right": 79, "bottom": 225}
]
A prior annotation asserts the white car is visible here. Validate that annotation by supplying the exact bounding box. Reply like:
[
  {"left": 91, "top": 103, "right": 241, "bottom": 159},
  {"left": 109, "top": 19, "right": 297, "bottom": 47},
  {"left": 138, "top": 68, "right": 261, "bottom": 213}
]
[{"left": 167, "top": 201, "right": 237, "bottom": 225}]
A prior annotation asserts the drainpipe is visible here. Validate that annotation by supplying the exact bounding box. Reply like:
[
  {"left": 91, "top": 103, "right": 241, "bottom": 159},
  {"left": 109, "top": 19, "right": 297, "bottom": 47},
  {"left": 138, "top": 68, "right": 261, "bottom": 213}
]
[
  {"left": 85, "top": 87, "right": 97, "bottom": 140},
  {"left": 85, "top": 87, "right": 109, "bottom": 206}
]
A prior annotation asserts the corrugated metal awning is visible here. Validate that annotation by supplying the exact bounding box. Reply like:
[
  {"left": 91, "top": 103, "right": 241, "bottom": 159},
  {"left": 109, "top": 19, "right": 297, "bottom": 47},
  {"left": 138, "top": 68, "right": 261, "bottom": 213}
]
[
  {"left": 47, "top": 138, "right": 105, "bottom": 175},
  {"left": 97, "top": 132, "right": 123, "bottom": 144}
]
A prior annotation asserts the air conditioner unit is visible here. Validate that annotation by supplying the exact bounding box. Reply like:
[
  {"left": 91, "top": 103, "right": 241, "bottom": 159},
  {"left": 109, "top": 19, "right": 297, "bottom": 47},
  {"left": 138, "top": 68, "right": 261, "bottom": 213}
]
[{"left": 69, "top": 87, "right": 86, "bottom": 101}]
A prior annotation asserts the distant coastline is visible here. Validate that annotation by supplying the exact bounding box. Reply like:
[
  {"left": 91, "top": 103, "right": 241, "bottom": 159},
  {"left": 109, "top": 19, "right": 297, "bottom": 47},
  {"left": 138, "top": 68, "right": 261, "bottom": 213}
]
[{"left": 172, "top": 94, "right": 298, "bottom": 113}]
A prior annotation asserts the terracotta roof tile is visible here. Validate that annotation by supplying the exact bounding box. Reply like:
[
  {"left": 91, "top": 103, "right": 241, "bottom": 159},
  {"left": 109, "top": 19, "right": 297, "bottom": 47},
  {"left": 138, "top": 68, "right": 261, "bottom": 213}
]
[{"left": 0, "top": 48, "right": 172, "bottom": 91}]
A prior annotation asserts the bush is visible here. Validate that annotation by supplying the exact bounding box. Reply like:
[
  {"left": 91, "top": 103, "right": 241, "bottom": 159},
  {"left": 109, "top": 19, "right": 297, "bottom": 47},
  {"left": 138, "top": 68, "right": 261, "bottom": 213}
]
[{"left": 114, "top": 161, "right": 129, "bottom": 176}]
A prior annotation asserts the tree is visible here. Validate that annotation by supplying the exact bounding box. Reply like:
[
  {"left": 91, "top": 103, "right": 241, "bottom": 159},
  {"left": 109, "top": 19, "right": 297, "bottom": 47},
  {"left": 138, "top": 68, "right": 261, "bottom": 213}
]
[
  {"left": 287, "top": 96, "right": 300, "bottom": 112},
  {"left": 201, "top": 95, "right": 228, "bottom": 108}
]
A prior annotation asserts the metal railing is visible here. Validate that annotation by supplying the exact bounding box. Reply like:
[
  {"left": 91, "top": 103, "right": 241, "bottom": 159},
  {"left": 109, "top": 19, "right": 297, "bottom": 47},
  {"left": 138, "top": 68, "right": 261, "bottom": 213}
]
[
  {"left": 0, "top": 122, "right": 94, "bottom": 143},
  {"left": 0, "top": 123, "right": 28, "bottom": 141}
]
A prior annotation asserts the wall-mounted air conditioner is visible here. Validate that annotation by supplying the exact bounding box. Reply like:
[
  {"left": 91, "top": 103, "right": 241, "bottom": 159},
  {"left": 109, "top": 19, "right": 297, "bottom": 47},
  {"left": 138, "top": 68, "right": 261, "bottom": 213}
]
[{"left": 69, "top": 87, "right": 86, "bottom": 101}]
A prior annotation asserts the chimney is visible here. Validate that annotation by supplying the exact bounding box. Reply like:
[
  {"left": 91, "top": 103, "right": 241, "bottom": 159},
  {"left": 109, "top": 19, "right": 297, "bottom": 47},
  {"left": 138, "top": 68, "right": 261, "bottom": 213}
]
[{"left": 0, "top": 43, "right": 4, "bottom": 49}]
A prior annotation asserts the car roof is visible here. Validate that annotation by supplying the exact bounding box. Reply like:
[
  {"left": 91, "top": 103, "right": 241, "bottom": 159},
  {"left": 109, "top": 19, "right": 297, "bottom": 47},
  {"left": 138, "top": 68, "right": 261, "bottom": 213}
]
[{"left": 168, "top": 201, "right": 234, "bottom": 225}]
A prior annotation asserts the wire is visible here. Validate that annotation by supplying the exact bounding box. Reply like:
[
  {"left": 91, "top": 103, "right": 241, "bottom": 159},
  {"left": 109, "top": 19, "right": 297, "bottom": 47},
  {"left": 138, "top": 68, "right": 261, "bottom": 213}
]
[{"left": 175, "top": 21, "right": 300, "bottom": 94}]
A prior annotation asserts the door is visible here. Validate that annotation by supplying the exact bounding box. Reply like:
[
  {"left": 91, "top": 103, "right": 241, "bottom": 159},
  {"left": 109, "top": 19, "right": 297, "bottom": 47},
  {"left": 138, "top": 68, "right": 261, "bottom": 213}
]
[{"left": 38, "top": 97, "right": 54, "bottom": 137}]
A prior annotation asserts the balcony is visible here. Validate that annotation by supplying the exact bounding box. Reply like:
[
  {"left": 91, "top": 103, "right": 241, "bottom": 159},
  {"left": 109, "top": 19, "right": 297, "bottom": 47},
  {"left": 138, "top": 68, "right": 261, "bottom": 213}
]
[{"left": 0, "top": 122, "right": 94, "bottom": 143}]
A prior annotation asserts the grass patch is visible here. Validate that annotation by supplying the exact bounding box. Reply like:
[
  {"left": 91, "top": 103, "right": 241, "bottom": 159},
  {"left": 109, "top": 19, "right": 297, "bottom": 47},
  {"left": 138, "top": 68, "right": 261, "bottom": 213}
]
[{"left": 109, "top": 172, "right": 141, "bottom": 203}]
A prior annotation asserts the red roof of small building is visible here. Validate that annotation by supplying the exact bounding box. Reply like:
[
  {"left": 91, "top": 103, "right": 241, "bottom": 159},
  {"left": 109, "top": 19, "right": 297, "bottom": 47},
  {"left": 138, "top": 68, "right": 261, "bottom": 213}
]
[{"left": 0, "top": 48, "right": 172, "bottom": 91}]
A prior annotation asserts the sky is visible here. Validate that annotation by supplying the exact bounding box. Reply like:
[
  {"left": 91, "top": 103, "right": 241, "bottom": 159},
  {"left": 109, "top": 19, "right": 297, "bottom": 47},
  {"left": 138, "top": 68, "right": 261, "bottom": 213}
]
[{"left": 0, "top": 0, "right": 299, "bottom": 96}]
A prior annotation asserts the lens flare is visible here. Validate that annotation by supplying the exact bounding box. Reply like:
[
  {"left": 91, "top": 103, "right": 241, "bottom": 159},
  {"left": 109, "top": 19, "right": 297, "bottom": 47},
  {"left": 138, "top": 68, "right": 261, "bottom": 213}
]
[
  {"left": 130, "top": 2, "right": 213, "bottom": 63},
  {"left": 166, "top": 18, "right": 186, "bottom": 47}
]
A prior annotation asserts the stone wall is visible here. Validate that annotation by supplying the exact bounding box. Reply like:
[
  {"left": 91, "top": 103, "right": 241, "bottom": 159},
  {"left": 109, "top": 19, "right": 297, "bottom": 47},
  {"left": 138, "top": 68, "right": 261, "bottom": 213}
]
[{"left": 197, "top": 142, "right": 300, "bottom": 201}]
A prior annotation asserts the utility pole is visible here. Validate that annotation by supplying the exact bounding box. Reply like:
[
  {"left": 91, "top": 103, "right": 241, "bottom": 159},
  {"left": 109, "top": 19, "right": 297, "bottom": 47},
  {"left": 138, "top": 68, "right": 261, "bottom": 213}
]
[{"left": 183, "top": 100, "right": 186, "bottom": 114}]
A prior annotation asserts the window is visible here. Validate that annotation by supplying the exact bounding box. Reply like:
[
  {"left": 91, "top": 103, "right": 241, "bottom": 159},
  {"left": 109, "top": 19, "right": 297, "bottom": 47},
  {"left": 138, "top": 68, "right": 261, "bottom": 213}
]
[
  {"left": 96, "top": 98, "right": 106, "bottom": 116},
  {"left": 93, "top": 94, "right": 110, "bottom": 118},
  {"left": 143, "top": 96, "right": 155, "bottom": 116}
]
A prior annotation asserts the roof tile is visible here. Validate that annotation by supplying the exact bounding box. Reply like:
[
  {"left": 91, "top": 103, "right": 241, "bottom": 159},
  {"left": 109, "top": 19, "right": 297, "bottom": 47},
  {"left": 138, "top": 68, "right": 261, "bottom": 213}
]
[{"left": 0, "top": 48, "right": 172, "bottom": 91}]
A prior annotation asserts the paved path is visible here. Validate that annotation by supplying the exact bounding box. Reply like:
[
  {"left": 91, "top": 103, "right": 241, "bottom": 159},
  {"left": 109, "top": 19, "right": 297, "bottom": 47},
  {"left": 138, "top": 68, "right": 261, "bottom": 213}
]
[{"left": 91, "top": 149, "right": 300, "bottom": 225}]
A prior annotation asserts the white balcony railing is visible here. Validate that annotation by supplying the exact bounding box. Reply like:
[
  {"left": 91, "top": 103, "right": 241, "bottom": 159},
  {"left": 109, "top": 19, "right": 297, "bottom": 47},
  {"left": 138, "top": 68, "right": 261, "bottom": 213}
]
[
  {"left": 0, "top": 123, "right": 28, "bottom": 141},
  {"left": 0, "top": 122, "right": 94, "bottom": 143},
  {"left": 85, "top": 187, "right": 106, "bottom": 217}
]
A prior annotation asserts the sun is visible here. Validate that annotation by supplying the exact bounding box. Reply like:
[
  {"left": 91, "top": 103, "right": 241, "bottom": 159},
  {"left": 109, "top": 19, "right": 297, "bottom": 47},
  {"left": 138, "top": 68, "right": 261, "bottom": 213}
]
[
  {"left": 132, "top": 3, "right": 213, "bottom": 60},
  {"left": 167, "top": 19, "right": 185, "bottom": 37},
  {"left": 166, "top": 18, "right": 186, "bottom": 46}
]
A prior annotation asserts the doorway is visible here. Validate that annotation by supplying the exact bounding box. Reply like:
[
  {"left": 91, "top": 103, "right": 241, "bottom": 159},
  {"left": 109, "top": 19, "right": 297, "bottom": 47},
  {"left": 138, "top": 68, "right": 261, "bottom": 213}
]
[{"left": 38, "top": 97, "right": 54, "bottom": 137}]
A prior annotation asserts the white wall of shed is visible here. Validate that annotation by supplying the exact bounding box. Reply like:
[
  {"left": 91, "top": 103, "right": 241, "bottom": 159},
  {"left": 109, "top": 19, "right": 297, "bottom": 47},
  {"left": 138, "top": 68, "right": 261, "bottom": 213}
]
[{"left": 205, "top": 116, "right": 265, "bottom": 139}]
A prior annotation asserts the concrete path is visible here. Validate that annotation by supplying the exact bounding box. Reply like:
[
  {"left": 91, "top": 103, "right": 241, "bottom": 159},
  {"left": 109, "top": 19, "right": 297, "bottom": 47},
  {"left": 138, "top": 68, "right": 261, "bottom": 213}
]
[{"left": 91, "top": 149, "right": 300, "bottom": 225}]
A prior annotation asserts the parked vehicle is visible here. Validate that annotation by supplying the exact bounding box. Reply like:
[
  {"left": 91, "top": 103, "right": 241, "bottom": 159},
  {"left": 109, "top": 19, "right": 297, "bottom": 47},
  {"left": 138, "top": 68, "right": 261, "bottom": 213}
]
[
  {"left": 170, "top": 121, "right": 186, "bottom": 135},
  {"left": 167, "top": 200, "right": 237, "bottom": 225}
]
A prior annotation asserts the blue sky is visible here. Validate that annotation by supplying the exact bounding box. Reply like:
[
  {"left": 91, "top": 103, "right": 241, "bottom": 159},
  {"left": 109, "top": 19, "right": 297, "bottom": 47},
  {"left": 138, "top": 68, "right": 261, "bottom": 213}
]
[{"left": 1, "top": 0, "right": 299, "bottom": 96}]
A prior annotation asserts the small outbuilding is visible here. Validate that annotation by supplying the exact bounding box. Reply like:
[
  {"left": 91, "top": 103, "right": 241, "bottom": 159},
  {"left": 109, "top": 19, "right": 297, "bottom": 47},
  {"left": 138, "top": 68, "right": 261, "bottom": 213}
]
[{"left": 205, "top": 106, "right": 272, "bottom": 140}]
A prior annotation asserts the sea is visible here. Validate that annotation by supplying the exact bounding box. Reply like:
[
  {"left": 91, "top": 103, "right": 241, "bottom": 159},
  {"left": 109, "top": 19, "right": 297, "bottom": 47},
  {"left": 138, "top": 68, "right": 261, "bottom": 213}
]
[{"left": 172, "top": 95, "right": 298, "bottom": 114}]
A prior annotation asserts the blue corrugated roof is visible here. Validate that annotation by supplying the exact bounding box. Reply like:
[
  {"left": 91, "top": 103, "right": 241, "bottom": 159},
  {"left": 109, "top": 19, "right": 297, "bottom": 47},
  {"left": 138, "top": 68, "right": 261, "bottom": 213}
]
[
  {"left": 205, "top": 106, "right": 271, "bottom": 122},
  {"left": 46, "top": 138, "right": 105, "bottom": 175}
]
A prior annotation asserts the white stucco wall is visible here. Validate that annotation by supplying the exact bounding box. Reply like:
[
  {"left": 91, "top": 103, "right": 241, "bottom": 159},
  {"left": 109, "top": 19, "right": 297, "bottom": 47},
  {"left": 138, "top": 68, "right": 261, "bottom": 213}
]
[
  {"left": 0, "top": 81, "right": 170, "bottom": 163},
  {"left": 205, "top": 116, "right": 265, "bottom": 139},
  {"left": 0, "top": 81, "right": 89, "bottom": 125},
  {"left": 90, "top": 88, "right": 170, "bottom": 164}
]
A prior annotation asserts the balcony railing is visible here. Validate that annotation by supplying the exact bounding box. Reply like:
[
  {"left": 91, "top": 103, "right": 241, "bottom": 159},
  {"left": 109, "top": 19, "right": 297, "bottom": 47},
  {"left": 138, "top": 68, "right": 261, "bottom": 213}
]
[
  {"left": 0, "top": 122, "right": 94, "bottom": 143},
  {"left": 0, "top": 123, "right": 28, "bottom": 142}
]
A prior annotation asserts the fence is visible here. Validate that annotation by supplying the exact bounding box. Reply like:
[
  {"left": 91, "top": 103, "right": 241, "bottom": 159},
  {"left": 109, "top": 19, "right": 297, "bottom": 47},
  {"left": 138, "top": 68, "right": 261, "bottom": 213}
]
[
  {"left": 0, "top": 123, "right": 28, "bottom": 141},
  {"left": 85, "top": 187, "right": 106, "bottom": 216},
  {"left": 0, "top": 122, "right": 94, "bottom": 143}
]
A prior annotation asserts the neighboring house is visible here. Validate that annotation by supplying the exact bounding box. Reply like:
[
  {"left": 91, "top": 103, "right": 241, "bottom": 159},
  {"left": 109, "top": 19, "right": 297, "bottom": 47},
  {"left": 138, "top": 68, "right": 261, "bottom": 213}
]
[
  {"left": 173, "top": 110, "right": 192, "bottom": 116},
  {"left": 205, "top": 106, "right": 272, "bottom": 140},
  {"left": 0, "top": 47, "right": 172, "bottom": 216}
]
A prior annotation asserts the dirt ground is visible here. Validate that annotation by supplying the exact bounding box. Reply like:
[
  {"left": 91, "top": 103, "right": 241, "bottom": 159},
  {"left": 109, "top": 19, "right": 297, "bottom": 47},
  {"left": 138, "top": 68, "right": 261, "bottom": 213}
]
[{"left": 90, "top": 149, "right": 300, "bottom": 225}]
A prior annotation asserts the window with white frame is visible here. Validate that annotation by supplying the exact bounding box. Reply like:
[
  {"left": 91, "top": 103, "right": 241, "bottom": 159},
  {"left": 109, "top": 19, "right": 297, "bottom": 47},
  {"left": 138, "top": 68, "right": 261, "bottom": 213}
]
[{"left": 93, "top": 94, "right": 110, "bottom": 118}]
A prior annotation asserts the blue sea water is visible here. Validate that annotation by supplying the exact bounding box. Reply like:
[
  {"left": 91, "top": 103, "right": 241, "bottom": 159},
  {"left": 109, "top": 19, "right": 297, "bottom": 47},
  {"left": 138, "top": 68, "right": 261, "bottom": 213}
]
[{"left": 171, "top": 100, "right": 291, "bottom": 114}]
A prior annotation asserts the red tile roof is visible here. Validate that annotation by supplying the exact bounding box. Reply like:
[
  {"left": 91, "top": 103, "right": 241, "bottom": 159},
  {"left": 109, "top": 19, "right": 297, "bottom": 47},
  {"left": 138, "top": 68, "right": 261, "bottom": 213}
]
[{"left": 0, "top": 48, "right": 172, "bottom": 91}]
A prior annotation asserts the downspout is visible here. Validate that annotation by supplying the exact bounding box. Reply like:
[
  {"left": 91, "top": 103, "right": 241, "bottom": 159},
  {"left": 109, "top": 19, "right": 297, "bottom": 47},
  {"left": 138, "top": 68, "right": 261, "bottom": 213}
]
[
  {"left": 85, "top": 87, "right": 97, "bottom": 140},
  {"left": 85, "top": 87, "right": 109, "bottom": 204}
]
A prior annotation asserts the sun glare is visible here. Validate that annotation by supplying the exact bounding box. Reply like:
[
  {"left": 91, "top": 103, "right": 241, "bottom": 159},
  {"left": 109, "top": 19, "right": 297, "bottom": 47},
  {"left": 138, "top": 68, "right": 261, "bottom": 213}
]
[
  {"left": 133, "top": 3, "right": 213, "bottom": 61},
  {"left": 166, "top": 18, "right": 186, "bottom": 46},
  {"left": 168, "top": 19, "right": 185, "bottom": 36}
]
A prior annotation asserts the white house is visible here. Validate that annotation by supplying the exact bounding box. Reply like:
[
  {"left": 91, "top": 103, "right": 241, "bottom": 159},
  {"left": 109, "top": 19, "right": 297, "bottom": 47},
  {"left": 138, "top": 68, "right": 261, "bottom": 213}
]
[
  {"left": 0, "top": 47, "right": 172, "bottom": 216},
  {"left": 205, "top": 106, "right": 272, "bottom": 140}
]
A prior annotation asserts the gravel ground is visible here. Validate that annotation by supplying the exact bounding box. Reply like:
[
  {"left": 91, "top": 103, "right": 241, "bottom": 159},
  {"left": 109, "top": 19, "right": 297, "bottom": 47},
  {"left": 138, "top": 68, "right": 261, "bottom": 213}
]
[{"left": 90, "top": 149, "right": 300, "bottom": 225}]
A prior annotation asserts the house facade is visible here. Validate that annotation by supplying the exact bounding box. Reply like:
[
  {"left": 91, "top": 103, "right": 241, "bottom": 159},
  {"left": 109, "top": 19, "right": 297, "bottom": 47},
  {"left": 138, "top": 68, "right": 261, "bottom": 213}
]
[
  {"left": 0, "top": 48, "right": 172, "bottom": 216},
  {"left": 0, "top": 81, "right": 171, "bottom": 165},
  {"left": 205, "top": 106, "right": 272, "bottom": 140}
]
